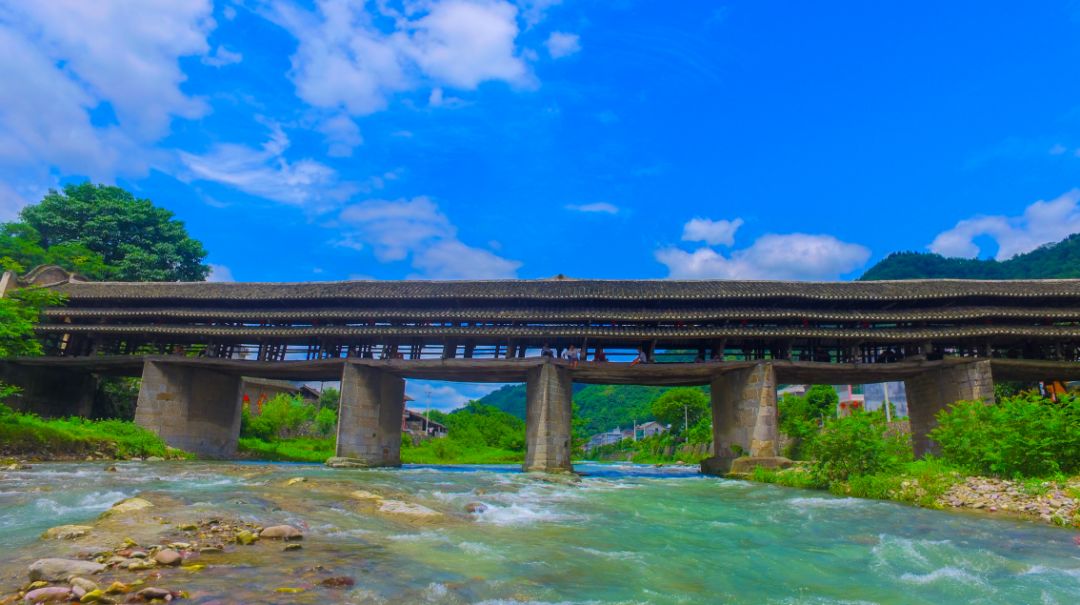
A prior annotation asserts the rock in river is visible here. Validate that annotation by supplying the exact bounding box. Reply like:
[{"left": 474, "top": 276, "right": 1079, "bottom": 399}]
[
  {"left": 28, "top": 559, "right": 105, "bottom": 582},
  {"left": 23, "top": 586, "right": 72, "bottom": 603},
  {"left": 260, "top": 525, "right": 303, "bottom": 540},
  {"left": 378, "top": 500, "right": 443, "bottom": 520},
  {"left": 41, "top": 525, "right": 92, "bottom": 540},
  {"left": 100, "top": 497, "right": 153, "bottom": 518},
  {"left": 325, "top": 457, "right": 368, "bottom": 468},
  {"left": 153, "top": 549, "right": 182, "bottom": 566}
]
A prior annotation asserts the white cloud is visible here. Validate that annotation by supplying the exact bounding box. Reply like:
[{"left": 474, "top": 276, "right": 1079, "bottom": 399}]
[
  {"left": 545, "top": 31, "right": 580, "bottom": 58},
  {"left": 657, "top": 233, "right": 870, "bottom": 280},
  {"left": 412, "top": 239, "right": 521, "bottom": 279},
  {"left": 406, "top": 381, "right": 503, "bottom": 412},
  {"left": 1049, "top": 143, "right": 1068, "bottom": 155},
  {"left": 929, "top": 190, "right": 1080, "bottom": 260},
  {"left": 515, "top": 0, "right": 563, "bottom": 28},
  {"left": 565, "top": 202, "right": 618, "bottom": 214},
  {"left": 202, "top": 45, "right": 243, "bottom": 67},
  {"left": 681, "top": 217, "right": 743, "bottom": 246},
  {"left": 207, "top": 264, "right": 235, "bottom": 282},
  {"left": 268, "top": 0, "right": 531, "bottom": 121},
  {"left": 338, "top": 196, "right": 521, "bottom": 278},
  {"left": 178, "top": 122, "right": 351, "bottom": 207},
  {"left": 428, "top": 87, "right": 468, "bottom": 108},
  {"left": 0, "top": 0, "right": 215, "bottom": 206},
  {"left": 406, "top": 0, "right": 530, "bottom": 89},
  {"left": 318, "top": 114, "right": 363, "bottom": 157}
]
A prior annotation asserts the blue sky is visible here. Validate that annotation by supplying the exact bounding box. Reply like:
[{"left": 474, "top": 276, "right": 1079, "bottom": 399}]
[{"left": 4, "top": 1, "right": 1080, "bottom": 408}]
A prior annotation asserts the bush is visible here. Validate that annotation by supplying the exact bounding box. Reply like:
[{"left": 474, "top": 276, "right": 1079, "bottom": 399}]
[
  {"left": 778, "top": 393, "right": 821, "bottom": 459},
  {"left": 314, "top": 406, "right": 337, "bottom": 437},
  {"left": 651, "top": 388, "right": 709, "bottom": 434},
  {"left": 810, "top": 411, "right": 911, "bottom": 484},
  {"left": 930, "top": 394, "right": 1080, "bottom": 478},
  {"left": 240, "top": 394, "right": 316, "bottom": 440}
]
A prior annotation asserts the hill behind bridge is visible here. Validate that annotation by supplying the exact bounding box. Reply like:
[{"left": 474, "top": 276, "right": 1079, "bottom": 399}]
[{"left": 860, "top": 233, "right": 1080, "bottom": 280}]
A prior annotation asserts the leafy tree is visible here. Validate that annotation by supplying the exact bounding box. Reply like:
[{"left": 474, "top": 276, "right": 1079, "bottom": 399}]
[
  {"left": 810, "top": 411, "right": 911, "bottom": 483},
  {"left": 860, "top": 233, "right": 1080, "bottom": 280},
  {"left": 805, "top": 385, "right": 839, "bottom": 419},
  {"left": 651, "top": 387, "right": 709, "bottom": 433},
  {"left": 8, "top": 183, "right": 209, "bottom": 281},
  {"left": 0, "top": 287, "right": 63, "bottom": 357},
  {"left": 317, "top": 387, "right": 341, "bottom": 410}
]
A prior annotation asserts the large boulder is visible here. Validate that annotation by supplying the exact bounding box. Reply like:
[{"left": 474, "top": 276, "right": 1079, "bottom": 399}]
[
  {"left": 40, "top": 525, "right": 92, "bottom": 540},
  {"left": 28, "top": 559, "right": 105, "bottom": 582},
  {"left": 260, "top": 525, "right": 303, "bottom": 540},
  {"left": 100, "top": 497, "right": 153, "bottom": 518},
  {"left": 325, "top": 457, "right": 368, "bottom": 469}
]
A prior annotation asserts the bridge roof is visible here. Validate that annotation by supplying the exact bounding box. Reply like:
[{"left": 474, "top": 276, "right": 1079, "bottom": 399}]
[{"left": 46, "top": 277, "right": 1080, "bottom": 303}]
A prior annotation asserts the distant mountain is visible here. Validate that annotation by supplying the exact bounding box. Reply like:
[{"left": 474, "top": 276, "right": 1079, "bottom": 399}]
[
  {"left": 859, "top": 234, "right": 1080, "bottom": 280},
  {"left": 478, "top": 382, "right": 705, "bottom": 436}
]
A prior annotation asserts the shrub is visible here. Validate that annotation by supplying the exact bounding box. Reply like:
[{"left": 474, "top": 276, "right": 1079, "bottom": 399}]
[
  {"left": 810, "top": 411, "right": 911, "bottom": 483},
  {"left": 930, "top": 394, "right": 1080, "bottom": 478},
  {"left": 240, "top": 394, "right": 316, "bottom": 440},
  {"left": 314, "top": 406, "right": 337, "bottom": 437}
]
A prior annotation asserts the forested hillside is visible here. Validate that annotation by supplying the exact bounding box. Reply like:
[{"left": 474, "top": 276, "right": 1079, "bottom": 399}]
[
  {"left": 479, "top": 383, "right": 707, "bottom": 436},
  {"left": 860, "top": 234, "right": 1080, "bottom": 280}
]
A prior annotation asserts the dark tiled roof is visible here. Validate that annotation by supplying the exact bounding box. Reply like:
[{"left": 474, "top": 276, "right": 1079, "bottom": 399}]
[
  {"left": 47, "top": 278, "right": 1080, "bottom": 302},
  {"left": 35, "top": 323, "right": 1080, "bottom": 341},
  {"left": 40, "top": 305, "right": 1080, "bottom": 322}
]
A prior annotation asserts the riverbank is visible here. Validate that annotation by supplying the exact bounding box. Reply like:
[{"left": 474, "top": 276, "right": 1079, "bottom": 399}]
[
  {"left": 748, "top": 460, "right": 1080, "bottom": 529},
  {"left": 0, "top": 405, "right": 186, "bottom": 462},
  {"left": 238, "top": 436, "right": 524, "bottom": 465}
]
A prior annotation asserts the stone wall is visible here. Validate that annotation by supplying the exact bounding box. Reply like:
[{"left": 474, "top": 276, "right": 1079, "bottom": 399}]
[
  {"left": 133, "top": 361, "right": 242, "bottom": 458},
  {"left": 335, "top": 363, "right": 406, "bottom": 466},
  {"left": 523, "top": 361, "right": 573, "bottom": 472},
  {"left": 904, "top": 360, "right": 994, "bottom": 457},
  {"left": 705, "top": 363, "right": 779, "bottom": 473}
]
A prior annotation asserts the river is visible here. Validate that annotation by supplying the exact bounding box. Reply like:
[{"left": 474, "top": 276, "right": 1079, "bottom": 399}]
[{"left": 1, "top": 461, "right": 1078, "bottom": 604}]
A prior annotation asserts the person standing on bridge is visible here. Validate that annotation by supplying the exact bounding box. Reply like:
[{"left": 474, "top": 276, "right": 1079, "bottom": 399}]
[
  {"left": 541, "top": 343, "right": 554, "bottom": 358},
  {"left": 564, "top": 344, "right": 581, "bottom": 368}
]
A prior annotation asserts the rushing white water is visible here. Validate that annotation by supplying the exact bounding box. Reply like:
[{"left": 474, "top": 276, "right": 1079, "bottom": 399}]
[{"left": 1, "top": 461, "right": 1078, "bottom": 604}]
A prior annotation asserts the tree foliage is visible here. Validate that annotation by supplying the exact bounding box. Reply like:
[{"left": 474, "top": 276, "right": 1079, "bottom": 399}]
[
  {"left": 3, "top": 183, "right": 209, "bottom": 281},
  {"left": 860, "top": 233, "right": 1080, "bottom": 280},
  {"left": 930, "top": 394, "right": 1080, "bottom": 477},
  {"left": 651, "top": 387, "right": 709, "bottom": 433},
  {"left": 810, "top": 411, "right": 911, "bottom": 483},
  {"left": 0, "top": 287, "right": 63, "bottom": 357}
]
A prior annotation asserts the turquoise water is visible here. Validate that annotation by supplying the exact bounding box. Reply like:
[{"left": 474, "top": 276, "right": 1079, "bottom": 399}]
[{"left": 1, "top": 461, "right": 1078, "bottom": 603}]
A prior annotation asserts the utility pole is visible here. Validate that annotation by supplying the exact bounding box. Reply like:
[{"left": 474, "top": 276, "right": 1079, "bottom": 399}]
[
  {"left": 424, "top": 384, "right": 431, "bottom": 433},
  {"left": 883, "top": 382, "right": 892, "bottom": 422},
  {"left": 684, "top": 404, "right": 689, "bottom": 436}
]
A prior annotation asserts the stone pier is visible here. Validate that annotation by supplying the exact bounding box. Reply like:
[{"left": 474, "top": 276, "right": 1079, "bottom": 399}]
[
  {"left": 133, "top": 361, "right": 243, "bottom": 458},
  {"left": 905, "top": 360, "right": 994, "bottom": 458},
  {"left": 0, "top": 363, "right": 96, "bottom": 417},
  {"left": 701, "top": 362, "right": 781, "bottom": 475},
  {"left": 524, "top": 361, "right": 573, "bottom": 472},
  {"left": 334, "top": 363, "right": 406, "bottom": 466}
]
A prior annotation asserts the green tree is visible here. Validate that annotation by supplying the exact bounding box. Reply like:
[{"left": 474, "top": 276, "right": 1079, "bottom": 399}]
[
  {"left": 317, "top": 387, "right": 341, "bottom": 410},
  {"left": 12, "top": 183, "right": 209, "bottom": 281},
  {"left": 0, "top": 288, "right": 62, "bottom": 357},
  {"left": 805, "top": 385, "right": 839, "bottom": 419},
  {"left": 651, "top": 387, "right": 709, "bottom": 434}
]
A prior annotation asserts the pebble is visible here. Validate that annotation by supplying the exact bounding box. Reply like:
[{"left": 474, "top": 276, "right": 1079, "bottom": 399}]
[
  {"left": 136, "top": 587, "right": 170, "bottom": 600},
  {"left": 69, "top": 577, "right": 98, "bottom": 594},
  {"left": 464, "top": 502, "right": 488, "bottom": 514},
  {"left": 319, "top": 576, "right": 355, "bottom": 588},
  {"left": 198, "top": 546, "right": 223, "bottom": 554},
  {"left": 260, "top": 525, "right": 303, "bottom": 540},
  {"left": 235, "top": 530, "right": 258, "bottom": 545},
  {"left": 153, "top": 549, "right": 182, "bottom": 566},
  {"left": 28, "top": 559, "right": 105, "bottom": 582},
  {"left": 283, "top": 543, "right": 303, "bottom": 551},
  {"left": 103, "top": 465, "right": 117, "bottom": 472},
  {"left": 23, "top": 586, "right": 72, "bottom": 603},
  {"left": 41, "top": 525, "right": 93, "bottom": 540}
]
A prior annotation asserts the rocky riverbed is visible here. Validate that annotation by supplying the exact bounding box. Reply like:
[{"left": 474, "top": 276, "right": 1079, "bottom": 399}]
[
  {"left": 938, "top": 476, "right": 1080, "bottom": 526},
  {"left": 1, "top": 461, "right": 1078, "bottom": 604}
]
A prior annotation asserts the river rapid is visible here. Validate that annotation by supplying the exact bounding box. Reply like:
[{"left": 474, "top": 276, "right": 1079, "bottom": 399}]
[{"left": 1, "top": 461, "right": 1078, "bottom": 604}]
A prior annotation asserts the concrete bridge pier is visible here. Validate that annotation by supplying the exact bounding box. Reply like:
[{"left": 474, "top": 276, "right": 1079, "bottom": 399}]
[
  {"left": 0, "top": 363, "right": 96, "bottom": 417},
  {"left": 334, "top": 363, "right": 406, "bottom": 466},
  {"left": 524, "top": 361, "right": 574, "bottom": 473},
  {"left": 904, "top": 360, "right": 994, "bottom": 458},
  {"left": 701, "top": 362, "right": 781, "bottom": 475},
  {"left": 134, "top": 361, "right": 243, "bottom": 458}
]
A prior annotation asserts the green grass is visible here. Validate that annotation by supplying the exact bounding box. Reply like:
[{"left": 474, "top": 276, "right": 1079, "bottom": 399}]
[
  {"left": 238, "top": 436, "right": 334, "bottom": 462},
  {"left": 237, "top": 436, "right": 524, "bottom": 465},
  {"left": 0, "top": 406, "right": 184, "bottom": 459}
]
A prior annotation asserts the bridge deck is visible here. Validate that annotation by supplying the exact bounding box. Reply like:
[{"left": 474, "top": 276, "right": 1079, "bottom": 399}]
[{"left": 4, "top": 356, "right": 1078, "bottom": 385}]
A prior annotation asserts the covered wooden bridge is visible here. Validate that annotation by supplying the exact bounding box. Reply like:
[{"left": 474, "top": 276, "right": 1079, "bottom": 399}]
[{"left": 2, "top": 266, "right": 1080, "bottom": 473}]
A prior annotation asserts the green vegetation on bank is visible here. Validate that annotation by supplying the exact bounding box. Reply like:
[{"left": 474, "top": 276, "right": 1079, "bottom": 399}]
[
  {"left": 0, "top": 403, "right": 183, "bottom": 460},
  {"left": 859, "top": 233, "right": 1080, "bottom": 280},
  {"left": 748, "top": 391, "right": 1080, "bottom": 522},
  {"left": 586, "top": 387, "right": 713, "bottom": 463}
]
